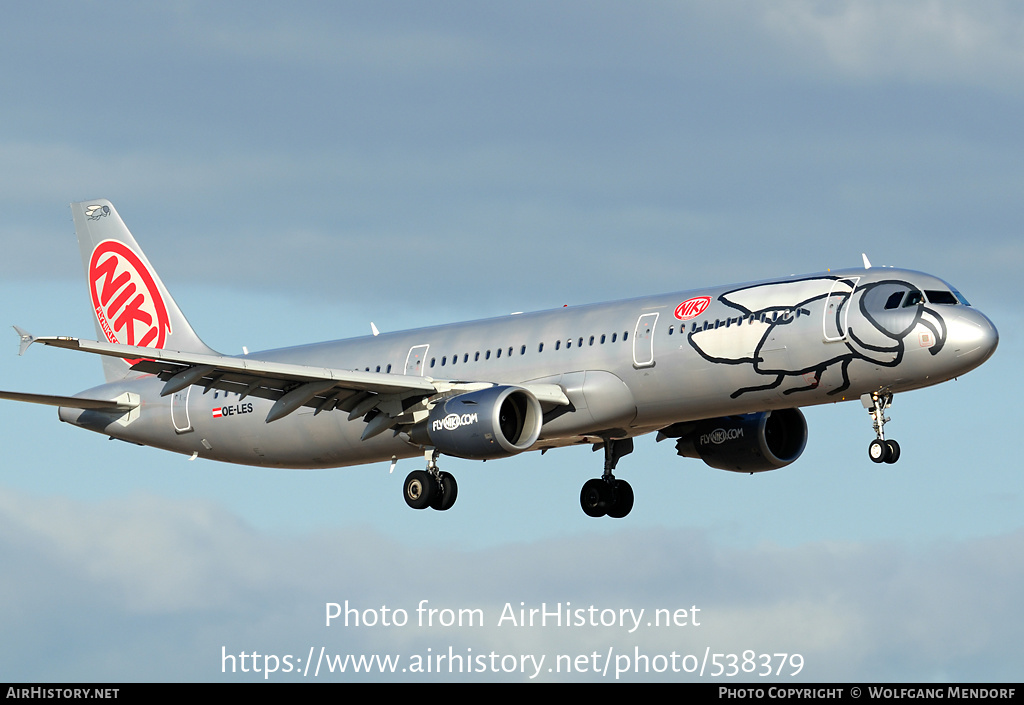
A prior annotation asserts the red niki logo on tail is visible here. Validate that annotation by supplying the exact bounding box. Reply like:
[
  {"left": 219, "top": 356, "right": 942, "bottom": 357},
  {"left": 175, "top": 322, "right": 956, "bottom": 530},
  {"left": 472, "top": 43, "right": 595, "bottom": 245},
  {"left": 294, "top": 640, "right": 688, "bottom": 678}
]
[{"left": 89, "top": 240, "right": 172, "bottom": 365}]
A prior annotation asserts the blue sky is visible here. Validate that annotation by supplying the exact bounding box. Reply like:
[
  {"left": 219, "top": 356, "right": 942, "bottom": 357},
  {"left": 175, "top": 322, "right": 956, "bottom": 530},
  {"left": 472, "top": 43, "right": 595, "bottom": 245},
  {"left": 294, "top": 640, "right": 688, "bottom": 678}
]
[{"left": 0, "top": 1, "right": 1021, "bottom": 682}]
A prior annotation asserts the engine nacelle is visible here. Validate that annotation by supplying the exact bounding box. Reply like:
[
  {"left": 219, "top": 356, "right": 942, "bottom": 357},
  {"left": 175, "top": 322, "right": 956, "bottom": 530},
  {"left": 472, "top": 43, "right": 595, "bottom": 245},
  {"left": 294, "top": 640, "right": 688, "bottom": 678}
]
[
  {"left": 412, "top": 385, "right": 543, "bottom": 460},
  {"left": 673, "top": 409, "right": 807, "bottom": 473}
]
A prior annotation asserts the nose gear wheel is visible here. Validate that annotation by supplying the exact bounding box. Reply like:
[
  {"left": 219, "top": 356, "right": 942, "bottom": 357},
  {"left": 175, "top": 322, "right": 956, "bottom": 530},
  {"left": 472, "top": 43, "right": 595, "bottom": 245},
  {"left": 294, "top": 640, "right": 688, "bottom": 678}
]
[{"left": 863, "top": 392, "right": 900, "bottom": 464}]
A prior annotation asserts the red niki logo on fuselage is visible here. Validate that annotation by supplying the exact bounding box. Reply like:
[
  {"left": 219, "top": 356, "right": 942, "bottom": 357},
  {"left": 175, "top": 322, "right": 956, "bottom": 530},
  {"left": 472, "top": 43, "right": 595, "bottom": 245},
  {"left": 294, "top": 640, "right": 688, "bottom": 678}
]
[
  {"left": 674, "top": 296, "right": 711, "bottom": 321},
  {"left": 89, "top": 240, "right": 172, "bottom": 365}
]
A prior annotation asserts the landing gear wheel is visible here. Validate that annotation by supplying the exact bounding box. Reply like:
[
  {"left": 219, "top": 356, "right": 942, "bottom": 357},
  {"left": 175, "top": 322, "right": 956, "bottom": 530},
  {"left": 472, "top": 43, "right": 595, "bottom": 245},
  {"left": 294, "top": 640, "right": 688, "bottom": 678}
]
[
  {"left": 884, "top": 439, "right": 901, "bottom": 464},
  {"left": 430, "top": 472, "right": 458, "bottom": 511},
  {"left": 404, "top": 470, "right": 436, "bottom": 509},
  {"left": 864, "top": 392, "right": 902, "bottom": 465},
  {"left": 868, "top": 439, "right": 890, "bottom": 464},
  {"left": 606, "top": 479, "right": 634, "bottom": 519},
  {"left": 580, "top": 478, "right": 611, "bottom": 517}
]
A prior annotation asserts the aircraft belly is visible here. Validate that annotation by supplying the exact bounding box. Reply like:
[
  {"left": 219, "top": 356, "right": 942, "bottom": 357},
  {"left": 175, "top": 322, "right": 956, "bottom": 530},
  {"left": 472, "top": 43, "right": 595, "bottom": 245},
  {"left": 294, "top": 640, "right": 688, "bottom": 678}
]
[
  {"left": 184, "top": 396, "right": 415, "bottom": 469},
  {"left": 66, "top": 378, "right": 414, "bottom": 469}
]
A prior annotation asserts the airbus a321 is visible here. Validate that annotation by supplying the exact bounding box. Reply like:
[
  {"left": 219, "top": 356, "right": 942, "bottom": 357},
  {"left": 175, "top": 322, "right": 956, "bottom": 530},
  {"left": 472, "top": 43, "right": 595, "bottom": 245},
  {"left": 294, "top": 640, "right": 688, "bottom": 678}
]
[{"left": 0, "top": 200, "right": 999, "bottom": 517}]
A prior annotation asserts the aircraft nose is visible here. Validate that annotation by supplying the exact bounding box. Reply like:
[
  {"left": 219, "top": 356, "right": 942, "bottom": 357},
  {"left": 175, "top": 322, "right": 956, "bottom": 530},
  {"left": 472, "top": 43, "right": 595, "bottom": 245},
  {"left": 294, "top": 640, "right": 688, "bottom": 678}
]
[{"left": 945, "top": 308, "right": 998, "bottom": 373}]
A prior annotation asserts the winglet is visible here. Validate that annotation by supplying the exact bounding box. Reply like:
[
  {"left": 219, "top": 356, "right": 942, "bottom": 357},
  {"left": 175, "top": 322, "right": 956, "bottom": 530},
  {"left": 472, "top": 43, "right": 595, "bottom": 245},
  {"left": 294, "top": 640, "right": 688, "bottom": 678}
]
[
  {"left": 13, "top": 326, "right": 35, "bottom": 356},
  {"left": 862, "top": 253, "right": 872, "bottom": 269}
]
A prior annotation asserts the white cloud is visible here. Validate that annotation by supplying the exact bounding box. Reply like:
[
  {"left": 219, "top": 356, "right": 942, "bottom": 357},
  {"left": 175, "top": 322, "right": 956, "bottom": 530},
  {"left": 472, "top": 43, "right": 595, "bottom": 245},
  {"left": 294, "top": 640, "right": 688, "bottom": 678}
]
[
  {"left": 1, "top": 488, "right": 1021, "bottom": 681},
  {"left": 761, "top": 1, "right": 1024, "bottom": 87}
]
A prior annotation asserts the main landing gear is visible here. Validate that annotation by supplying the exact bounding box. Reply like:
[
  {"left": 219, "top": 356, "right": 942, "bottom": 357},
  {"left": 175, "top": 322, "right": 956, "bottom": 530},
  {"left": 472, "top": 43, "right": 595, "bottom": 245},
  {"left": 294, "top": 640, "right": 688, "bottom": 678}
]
[
  {"left": 580, "top": 438, "right": 634, "bottom": 518},
  {"left": 403, "top": 449, "right": 458, "bottom": 511},
  {"left": 863, "top": 391, "right": 901, "bottom": 464}
]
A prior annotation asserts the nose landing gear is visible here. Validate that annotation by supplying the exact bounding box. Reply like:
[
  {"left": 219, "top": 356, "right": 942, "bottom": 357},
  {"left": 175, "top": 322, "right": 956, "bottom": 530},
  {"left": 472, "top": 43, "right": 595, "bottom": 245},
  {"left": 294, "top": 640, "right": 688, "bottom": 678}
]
[{"left": 863, "top": 392, "right": 900, "bottom": 464}]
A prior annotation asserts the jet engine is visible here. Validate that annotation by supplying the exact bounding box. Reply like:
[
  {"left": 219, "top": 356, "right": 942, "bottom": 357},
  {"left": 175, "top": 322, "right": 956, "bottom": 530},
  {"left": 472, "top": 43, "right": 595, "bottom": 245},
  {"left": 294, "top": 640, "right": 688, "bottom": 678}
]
[
  {"left": 411, "top": 385, "right": 543, "bottom": 460},
  {"left": 671, "top": 409, "right": 807, "bottom": 473}
]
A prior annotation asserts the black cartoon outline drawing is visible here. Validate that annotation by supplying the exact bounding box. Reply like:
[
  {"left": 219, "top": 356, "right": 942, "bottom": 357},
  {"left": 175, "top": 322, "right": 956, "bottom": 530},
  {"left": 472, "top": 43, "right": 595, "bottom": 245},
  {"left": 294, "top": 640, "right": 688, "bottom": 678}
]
[{"left": 687, "top": 276, "right": 948, "bottom": 399}]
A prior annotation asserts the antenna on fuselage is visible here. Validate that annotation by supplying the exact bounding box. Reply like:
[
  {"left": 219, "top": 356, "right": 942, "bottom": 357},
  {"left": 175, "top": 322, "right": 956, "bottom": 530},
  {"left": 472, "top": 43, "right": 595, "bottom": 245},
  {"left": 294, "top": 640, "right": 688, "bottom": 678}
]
[{"left": 862, "top": 253, "right": 872, "bottom": 269}]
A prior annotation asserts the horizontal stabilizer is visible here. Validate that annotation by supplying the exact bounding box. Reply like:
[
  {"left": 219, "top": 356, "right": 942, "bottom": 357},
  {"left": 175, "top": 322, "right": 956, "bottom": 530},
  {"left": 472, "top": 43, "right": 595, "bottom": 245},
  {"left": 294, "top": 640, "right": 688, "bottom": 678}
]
[
  {"left": 0, "top": 390, "right": 138, "bottom": 411},
  {"left": 13, "top": 326, "right": 35, "bottom": 356}
]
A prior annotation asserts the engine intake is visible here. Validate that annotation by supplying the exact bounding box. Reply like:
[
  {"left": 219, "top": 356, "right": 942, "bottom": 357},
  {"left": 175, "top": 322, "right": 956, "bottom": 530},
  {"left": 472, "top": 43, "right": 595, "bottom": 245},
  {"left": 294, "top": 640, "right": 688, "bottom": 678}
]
[
  {"left": 413, "top": 385, "right": 543, "bottom": 460},
  {"left": 672, "top": 409, "right": 807, "bottom": 473}
]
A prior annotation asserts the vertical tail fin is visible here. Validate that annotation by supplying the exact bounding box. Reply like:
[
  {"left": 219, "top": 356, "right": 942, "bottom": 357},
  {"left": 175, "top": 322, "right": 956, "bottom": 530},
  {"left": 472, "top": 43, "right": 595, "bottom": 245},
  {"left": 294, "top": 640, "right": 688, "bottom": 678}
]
[{"left": 71, "top": 199, "right": 217, "bottom": 382}]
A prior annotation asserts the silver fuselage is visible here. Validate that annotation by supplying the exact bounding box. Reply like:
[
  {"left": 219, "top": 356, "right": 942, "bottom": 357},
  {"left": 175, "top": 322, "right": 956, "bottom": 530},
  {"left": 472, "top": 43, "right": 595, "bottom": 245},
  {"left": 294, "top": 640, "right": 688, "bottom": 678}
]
[{"left": 59, "top": 266, "right": 998, "bottom": 469}]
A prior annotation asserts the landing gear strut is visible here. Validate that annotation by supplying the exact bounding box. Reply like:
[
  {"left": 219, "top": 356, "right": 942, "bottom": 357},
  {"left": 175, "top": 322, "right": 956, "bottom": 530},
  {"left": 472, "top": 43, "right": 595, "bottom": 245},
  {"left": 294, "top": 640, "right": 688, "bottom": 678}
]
[
  {"left": 403, "top": 449, "right": 458, "bottom": 511},
  {"left": 580, "top": 438, "right": 634, "bottom": 518},
  {"left": 863, "top": 392, "right": 900, "bottom": 464}
]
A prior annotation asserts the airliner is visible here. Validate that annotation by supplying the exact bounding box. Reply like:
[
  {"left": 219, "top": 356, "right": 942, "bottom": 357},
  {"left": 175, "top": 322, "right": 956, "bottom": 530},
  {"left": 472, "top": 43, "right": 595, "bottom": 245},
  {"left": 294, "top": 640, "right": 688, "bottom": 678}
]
[{"left": 0, "top": 200, "right": 999, "bottom": 518}]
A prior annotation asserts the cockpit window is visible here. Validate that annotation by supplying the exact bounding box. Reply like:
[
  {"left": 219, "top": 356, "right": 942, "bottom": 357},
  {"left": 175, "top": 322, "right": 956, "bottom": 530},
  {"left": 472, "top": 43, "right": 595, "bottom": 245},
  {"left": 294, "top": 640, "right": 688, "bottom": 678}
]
[
  {"left": 865, "top": 281, "right": 972, "bottom": 311},
  {"left": 884, "top": 292, "right": 904, "bottom": 310},
  {"left": 863, "top": 283, "right": 911, "bottom": 312},
  {"left": 902, "top": 290, "right": 924, "bottom": 307}
]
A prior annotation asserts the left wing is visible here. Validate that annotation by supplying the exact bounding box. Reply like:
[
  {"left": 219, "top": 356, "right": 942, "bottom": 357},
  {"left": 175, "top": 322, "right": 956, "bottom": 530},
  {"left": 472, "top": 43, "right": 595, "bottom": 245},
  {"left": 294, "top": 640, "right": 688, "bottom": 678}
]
[{"left": 18, "top": 333, "right": 569, "bottom": 439}]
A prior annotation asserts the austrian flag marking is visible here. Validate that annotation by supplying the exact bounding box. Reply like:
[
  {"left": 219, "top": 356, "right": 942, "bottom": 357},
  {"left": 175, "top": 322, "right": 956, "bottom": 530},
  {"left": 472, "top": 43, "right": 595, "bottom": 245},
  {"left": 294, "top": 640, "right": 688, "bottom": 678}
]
[
  {"left": 212, "top": 408, "right": 223, "bottom": 418},
  {"left": 88, "top": 239, "right": 172, "bottom": 364},
  {"left": 674, "top": 296, "right": 711, "bottom": 321}
]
